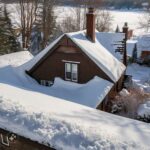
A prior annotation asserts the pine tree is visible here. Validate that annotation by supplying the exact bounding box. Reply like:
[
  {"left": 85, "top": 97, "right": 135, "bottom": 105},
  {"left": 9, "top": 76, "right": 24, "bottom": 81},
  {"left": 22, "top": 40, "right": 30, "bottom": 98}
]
[
  {"left": 132, "top": 43, "right": 137, "bottom": 63},
  {"left": 0, "top": 4, "right": 20, "bottom": 55}
]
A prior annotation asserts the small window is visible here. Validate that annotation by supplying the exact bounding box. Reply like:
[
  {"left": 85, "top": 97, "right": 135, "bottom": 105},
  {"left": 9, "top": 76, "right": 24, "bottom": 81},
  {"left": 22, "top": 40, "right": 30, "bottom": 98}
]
[
  {"left": 40, "top": 80, "right": 53, "bottom": 86},
  {"left": 65, "top": 63, "right": 78, "bottom": 82},
  {"left": 40, "top": 80, "right": 46, "bottom": 86}
]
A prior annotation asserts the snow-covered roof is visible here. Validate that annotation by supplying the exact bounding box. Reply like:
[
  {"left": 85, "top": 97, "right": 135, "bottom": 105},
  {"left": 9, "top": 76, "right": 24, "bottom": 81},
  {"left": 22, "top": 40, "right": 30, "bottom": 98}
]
[
  {"left": 66, "top": 30, "right": 126, "bottom": 82},
  {"left": 96, "top": 32, "right": 125, "bottom": 60},
  {"left": 25, "top": 30, "right": 126, "bottom": 83},
  {"left": 0, "top": 82, "right": 150, "bottom": 150},
  {"left": 127, "top": 34, "right": 150, "bottom": 57},
  {"left": 0, "top": 51, "right": 33, "bottom": 67},
  {"left": 127, "top": 40, "right": 137, "bottom": 57},
  {"left": 48, "top": 77, "right": 113, "bottom": 108},
  {"left": 126, "top": 64, "right": 150, "bottom": 93}
]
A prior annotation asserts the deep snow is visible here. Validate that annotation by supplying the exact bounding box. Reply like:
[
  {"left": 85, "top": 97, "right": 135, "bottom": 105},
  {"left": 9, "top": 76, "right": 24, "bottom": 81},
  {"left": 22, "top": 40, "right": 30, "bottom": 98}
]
[
  {"left": 0, "top": 51, "right": 150, "bottom": 150},
  {"left": 0, "top": 83, "right": 150, "bottom": 150}
]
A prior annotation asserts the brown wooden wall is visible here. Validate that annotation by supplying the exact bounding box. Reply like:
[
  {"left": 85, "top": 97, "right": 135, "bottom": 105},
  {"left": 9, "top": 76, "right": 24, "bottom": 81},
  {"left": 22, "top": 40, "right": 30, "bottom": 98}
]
[
  {"left": 0, "top": 128, "right": 55, "bottom": 150},
  {"left": 30, "top": 36, "right": 112, "bottom": 84}
]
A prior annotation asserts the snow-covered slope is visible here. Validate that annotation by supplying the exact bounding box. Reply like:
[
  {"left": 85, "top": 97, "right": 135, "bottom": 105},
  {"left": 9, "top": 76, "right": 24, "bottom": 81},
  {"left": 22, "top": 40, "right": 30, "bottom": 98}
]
[
  {"left": 0, "top": 83, "right": 150, "bottom": 150},
  {"left": 0, "top": 51, "right": 33, "bottom": 67},
  {"left": 96, "top": 32, "right": 125, "bottom": 60}
]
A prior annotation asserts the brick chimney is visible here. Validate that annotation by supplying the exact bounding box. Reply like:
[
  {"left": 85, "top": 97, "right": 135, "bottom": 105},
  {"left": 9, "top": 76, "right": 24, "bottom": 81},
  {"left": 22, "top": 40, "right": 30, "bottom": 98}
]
[
  {"left": 122, "top": 22, "right": 128, "bottom": 66},
  {"left": 86, "top": 8, "right": 96, "bottom": 42},
  {"left": 122, "top": 22, "right": 128, "bottom": 40}
]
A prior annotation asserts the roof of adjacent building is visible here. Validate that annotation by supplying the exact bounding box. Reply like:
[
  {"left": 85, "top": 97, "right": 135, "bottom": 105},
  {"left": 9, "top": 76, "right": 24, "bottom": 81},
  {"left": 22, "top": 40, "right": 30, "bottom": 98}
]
[
  {"left": 24, "top": 30, "right": 126, "bottom": 83},
  {"left": 127, "top": 34, "right": 150, "bottom": 57}
]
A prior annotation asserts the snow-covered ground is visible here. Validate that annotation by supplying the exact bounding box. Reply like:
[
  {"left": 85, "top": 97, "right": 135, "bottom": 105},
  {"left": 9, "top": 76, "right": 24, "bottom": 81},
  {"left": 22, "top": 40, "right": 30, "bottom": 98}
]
[
  {"left": 0, "top": 51, "right": 150, "bottom": 149},
  {"left": 127, "top": 64, "right": 150, "bottom": 93}
]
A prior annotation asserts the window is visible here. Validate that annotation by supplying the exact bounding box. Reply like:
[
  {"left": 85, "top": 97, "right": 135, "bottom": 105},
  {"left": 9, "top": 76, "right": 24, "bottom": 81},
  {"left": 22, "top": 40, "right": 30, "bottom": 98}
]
[
  {"left": 65, "top": 63, "right": 71, "bottom": 80},
  {"left": 40, "top": 80, "right": 53, "bottom": 86},
  {"left": 65, "top": 63, "right": 78, "bottom": 82}
]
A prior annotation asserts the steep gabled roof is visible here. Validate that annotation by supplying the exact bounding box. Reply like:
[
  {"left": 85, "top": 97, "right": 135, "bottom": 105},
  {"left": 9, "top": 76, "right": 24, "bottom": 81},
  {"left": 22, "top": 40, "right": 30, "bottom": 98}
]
[
  {"left": 24, "top": 30, "right": 126, "bottom": 83},
  {"left": 96, "top": 32, "right": 125, "bottom": 60}
]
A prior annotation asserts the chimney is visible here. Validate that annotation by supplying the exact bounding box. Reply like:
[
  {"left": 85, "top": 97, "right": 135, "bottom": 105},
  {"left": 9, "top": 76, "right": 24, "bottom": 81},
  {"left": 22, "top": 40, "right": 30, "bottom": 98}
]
[
  {"left": 122, "top": 22, "right": 128, "bottom": 66},
  {"left": 122, "top": 22, "right": 129, "bottom": 40},
  {"left": 86, "top": 7, "right": 96, "bottom": 42}
]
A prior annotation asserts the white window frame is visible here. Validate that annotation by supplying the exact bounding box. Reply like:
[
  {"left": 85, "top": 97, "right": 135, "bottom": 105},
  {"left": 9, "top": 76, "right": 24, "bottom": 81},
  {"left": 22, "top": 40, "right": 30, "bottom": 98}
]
[{"left": 65, "top": 62, "right": 78, "bottom": 82}]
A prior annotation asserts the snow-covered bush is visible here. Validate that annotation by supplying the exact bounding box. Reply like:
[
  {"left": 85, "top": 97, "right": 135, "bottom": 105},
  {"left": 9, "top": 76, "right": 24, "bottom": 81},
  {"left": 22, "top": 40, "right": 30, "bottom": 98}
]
[
  {"left": 111, "top": 88, "right": 150, "bottom": 119},
  {"left": 137, "top": 100, "right": 150, "bottom": 123}
]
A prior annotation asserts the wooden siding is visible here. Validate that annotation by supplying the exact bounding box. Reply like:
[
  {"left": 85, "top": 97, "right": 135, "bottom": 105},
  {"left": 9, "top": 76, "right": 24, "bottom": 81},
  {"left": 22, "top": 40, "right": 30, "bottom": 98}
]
[
  {"left": 0, "top": 128, "right": 55, "bottom": 150},
  {"left": 30, "top": 36, "right": 112, "bottom": 84}
]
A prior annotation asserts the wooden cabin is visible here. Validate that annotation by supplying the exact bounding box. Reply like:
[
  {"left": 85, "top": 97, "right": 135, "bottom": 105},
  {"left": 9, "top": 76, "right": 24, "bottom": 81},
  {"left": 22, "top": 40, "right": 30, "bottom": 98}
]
[{"left": 26, "top": 8, "right": 126, "bottom": 110}]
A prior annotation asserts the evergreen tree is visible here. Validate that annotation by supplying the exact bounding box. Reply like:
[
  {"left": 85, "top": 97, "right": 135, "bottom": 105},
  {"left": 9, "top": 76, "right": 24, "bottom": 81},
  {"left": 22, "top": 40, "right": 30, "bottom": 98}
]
[
  {"left": 132, "top": 43, "right": 137, "bottom": 63},
  {"left": 0, "top": 4, "right": 20, "bottom": 55}
]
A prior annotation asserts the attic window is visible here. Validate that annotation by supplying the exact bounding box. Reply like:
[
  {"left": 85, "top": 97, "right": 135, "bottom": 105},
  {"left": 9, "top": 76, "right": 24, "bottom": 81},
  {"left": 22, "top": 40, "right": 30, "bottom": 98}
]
[{"left": 65, "top": 63, "right": 78, "bottom": 82}]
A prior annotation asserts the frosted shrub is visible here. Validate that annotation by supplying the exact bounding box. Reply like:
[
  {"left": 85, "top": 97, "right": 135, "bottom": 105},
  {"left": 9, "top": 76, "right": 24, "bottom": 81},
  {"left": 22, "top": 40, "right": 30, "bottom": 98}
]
[{"left": 111, "top": 88, "right": 150, "bottom": 119}]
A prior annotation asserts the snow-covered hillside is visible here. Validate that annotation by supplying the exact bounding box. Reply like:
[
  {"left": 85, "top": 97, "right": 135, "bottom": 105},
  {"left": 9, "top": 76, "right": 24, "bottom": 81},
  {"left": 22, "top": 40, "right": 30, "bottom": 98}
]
[{"left": 0, "top": 51, "right": 150, "bottom": 150}]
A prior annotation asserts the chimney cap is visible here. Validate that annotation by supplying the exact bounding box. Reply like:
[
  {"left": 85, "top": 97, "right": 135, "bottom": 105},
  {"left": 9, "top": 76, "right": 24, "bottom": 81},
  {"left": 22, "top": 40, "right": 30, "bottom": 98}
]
[
  {"left": 123, "top": 22, "right": 128, "bottom": 27},
  {"left": 88, "top": 7, "right": 95, "bottom": 13}
]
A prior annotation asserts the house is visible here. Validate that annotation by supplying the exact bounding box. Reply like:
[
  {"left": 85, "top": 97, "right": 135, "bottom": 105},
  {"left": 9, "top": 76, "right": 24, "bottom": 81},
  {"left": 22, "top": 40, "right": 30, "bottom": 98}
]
[
  {"left": 127, "top": 34, "right": 150, "bottom": 60},
  {"left": 25, "top": 8, "right": 126, "bottom": 110}
]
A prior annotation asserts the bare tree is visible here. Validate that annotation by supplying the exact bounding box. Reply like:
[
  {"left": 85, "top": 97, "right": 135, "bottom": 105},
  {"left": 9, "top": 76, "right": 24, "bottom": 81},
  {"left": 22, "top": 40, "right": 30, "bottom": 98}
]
[
  {"left": 19, "top": 0, "right": 40, "bottom": 49},
  {"left": 60, "top": 7, "right": 113, "bottom": 33},
  {"left": 138, "top": 0, "right": 150, "bottom": 32},
  {"left": 38, "top": 0, "right": 57, "bottom": 49},
  {"left": 96, "top": 9, "right": 113, "bottom": 32}
]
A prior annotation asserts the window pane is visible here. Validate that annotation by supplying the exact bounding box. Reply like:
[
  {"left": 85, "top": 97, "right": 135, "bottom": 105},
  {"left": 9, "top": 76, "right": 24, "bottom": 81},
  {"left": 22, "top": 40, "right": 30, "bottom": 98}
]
[
  {"left": 66, "top": 63, "right": 71, "bottom": 72},
  {"left": 72, "top": 73, "right": 77, "bottom": 81},
  {"left": 72, "top": 64, "right": 77, "bottom": 73},
  {"left": 66, "top": 72, "right": 71, "bottom": 79},
  {"left": 65, "top": 63, "right": 71, "bottom": 80},
  {"left": 72, "top": 64, "right": 78, "bottom": 81}
]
